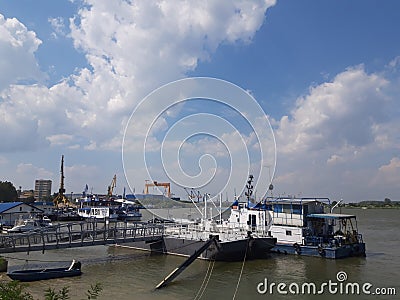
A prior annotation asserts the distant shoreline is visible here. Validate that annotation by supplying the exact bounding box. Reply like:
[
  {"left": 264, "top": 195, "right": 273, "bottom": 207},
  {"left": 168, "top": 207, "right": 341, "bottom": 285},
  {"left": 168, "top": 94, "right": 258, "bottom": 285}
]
[{"left": 344, "top": 205, "right": 400, "bottom": 209}]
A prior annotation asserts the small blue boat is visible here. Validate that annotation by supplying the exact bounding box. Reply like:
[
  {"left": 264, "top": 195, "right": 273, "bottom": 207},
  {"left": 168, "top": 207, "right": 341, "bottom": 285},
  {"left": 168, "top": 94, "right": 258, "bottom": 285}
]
[{"left": 7, "top": 260, "right": 82, "bottom": 282}]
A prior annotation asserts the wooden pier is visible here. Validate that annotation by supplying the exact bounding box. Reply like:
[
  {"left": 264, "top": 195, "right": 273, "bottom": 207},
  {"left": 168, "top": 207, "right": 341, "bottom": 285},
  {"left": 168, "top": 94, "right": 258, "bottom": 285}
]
[{"left": 0, "top": 220, "right": 164, "bottom": 254}]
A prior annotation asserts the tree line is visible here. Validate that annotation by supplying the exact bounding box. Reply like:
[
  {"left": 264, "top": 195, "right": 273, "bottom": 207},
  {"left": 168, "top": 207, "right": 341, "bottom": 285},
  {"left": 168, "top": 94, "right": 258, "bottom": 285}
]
[{"left": 0, "top": 181, "right": 18, "bottom": 202}]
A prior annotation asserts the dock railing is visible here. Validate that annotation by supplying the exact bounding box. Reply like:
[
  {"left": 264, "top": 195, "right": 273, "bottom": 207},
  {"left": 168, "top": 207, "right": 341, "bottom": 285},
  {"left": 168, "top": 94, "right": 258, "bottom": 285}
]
[{"left": 0, "top": 220, "right": 164, "bottom": 253}]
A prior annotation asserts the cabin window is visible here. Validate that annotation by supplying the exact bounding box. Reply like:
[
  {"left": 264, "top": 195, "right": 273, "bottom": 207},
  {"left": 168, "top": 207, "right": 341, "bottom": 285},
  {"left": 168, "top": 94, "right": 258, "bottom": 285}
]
[
  {"left": 273, "top": 204, "right": 283, "bottom": 213},
  {"left": 292, "top": 204, "right": 302, "bottom": 214},
  {"left": 286, "top": 230, "right": 292, "bottom": 236},
  {"left": 19, "top": 207, "right": 22, "bottom": 211},
  {"left": 283, "top": 204, "right": 292, "bottom": 214}
]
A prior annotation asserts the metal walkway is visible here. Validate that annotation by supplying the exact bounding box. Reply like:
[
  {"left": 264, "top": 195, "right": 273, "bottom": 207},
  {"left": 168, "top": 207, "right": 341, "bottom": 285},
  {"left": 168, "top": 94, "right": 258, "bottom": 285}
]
[{"left": 0, "top": 220, "right": 164, "bottom": 254}]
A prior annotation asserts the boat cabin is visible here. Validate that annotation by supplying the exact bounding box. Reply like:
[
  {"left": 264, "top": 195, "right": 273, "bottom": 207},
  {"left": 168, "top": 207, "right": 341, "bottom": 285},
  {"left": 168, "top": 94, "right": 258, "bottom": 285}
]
[
  {"left": 228, "top": 200, "right": 272, "bottom": 234},
  {"left": 265, "top": 198, "right": 327, "bottom": 227},
  {"left": 259, "top": 198, "right": 327, "bottom": 245},
  {"left": 305, "top": 213, "right": 363, "bottom": 246},
  {"left": 77, "top": 207, "right": 110, "bottom": 219}
]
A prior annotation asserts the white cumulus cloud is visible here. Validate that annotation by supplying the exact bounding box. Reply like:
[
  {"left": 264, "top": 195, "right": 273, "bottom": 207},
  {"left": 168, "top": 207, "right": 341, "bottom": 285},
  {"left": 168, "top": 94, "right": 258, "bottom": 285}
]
[
  {"left": 0, "top": 14, "right": 44, "bottom": 90},
  {"left": 272, "top": 65, "right": 400, "bottom": 201},
  {"left": 0, "top": 1, "right": 276, "bottom": 153}
]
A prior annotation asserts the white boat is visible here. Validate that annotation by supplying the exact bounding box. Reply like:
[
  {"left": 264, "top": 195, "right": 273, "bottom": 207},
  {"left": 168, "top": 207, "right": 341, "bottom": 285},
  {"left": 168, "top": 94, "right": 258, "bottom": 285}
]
[
  {"left": 8, "top": 217, "right": 53, "bottom": 233},
  {"left": 77, "top": 206, "right": 118, "bottom": 219},
  {"left": 39, "top": 216, "right": 53, "bottom": 227},
  {"left": 158, "top": 214, "right": 276, "bottom": 261},
  {"left": 119, "top": 176, "right": 277, "bottom": 261},
  {"left": 114, "top": 198, "right": 142, "bottom": 222},
  {"left": 76, "top": 194, "right": 119, "bottom": 220}
]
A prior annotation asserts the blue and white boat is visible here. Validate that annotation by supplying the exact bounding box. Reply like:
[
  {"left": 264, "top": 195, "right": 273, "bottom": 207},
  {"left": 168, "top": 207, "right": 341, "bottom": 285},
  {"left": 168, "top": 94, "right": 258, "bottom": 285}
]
[
  {"left": 76, "top": 195, "right": 119, "bottom": 220},
  {"left": 228, "top": 197, "right": 366, "bottom": 259},
  {"left": 114, "top": 197, "right": 142, "bottom": 222}
]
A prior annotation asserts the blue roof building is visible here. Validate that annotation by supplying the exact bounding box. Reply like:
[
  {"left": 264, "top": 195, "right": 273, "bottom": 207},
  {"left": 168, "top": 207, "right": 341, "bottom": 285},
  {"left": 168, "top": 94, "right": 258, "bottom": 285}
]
[{"left": 0, "top": 202, "right": 43, "bottom": 227}]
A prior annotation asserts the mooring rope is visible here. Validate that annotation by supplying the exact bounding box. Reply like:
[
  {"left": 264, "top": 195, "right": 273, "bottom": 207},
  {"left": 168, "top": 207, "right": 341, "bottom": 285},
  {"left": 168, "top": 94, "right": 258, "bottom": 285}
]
[
  {"left": 194, "top": 257, "right": 216, "bottom": 300},
  {"left": 0, "top": 255, "right": 64, "bottom": 263},
  {"left": 232, "top": 238, "right": 249, "bottom": 300}
]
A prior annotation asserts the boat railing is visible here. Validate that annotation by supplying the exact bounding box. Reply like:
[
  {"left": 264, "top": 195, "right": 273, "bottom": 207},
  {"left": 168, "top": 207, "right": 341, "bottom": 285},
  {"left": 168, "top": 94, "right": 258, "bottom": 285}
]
[
  {"left": 305, "top": 232, "right": 364, "bottom": 247},
  {"left": 164, "top": 221, "right": 270, "bottom": 241},
  {"left": 304, "top": 236, "right": 323, "bottom": 246}
]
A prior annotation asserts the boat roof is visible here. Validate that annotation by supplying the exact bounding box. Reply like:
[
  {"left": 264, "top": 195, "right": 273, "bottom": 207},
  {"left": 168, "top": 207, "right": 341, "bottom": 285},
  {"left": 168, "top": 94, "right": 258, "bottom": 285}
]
[
  {"left": 307, "top": 213, "right": 356, "bottom": 219},
  {"left": 265, "top": 198, "right": 330, "bottom": 205},
  {"left": 231, "top": 197, "right": 330, "bottom": 208}
]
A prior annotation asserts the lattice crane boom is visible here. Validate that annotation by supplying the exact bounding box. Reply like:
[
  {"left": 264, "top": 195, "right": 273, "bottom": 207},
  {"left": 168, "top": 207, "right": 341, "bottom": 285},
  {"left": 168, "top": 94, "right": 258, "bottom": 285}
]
[
  {"left": 53, "top": 155, "right": 70, "bottom": 207},
  {"left": 107, "top": 174, "right": 117, "bottom": 197}
]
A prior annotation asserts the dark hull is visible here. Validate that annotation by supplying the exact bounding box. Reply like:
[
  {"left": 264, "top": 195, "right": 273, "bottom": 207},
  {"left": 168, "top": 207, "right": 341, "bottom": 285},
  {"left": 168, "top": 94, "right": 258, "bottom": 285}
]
[
  {"left": 117, "top": 215, "right": 142, "bottom": 222},
  {"left": 272, "top": 242, "right": 366, "bottom": 259},
  {"left": 118, "top": 236, "right": 276, "bottom": 261},
  {"left": 7, "top": 267, "right": 82, "bottom": 282},
  {"left": 55, "top": 215, "right": 84, "bottom": 222}
]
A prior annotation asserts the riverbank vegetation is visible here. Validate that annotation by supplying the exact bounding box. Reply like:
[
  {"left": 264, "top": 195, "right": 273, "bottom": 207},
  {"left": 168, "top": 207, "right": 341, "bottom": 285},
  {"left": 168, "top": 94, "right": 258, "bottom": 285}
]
[
  {"left": 0, "top": 280, "right": 102, "bottom": 300},
  {"left": 345, "top": 198, "right": 400, "bottom": 209}
]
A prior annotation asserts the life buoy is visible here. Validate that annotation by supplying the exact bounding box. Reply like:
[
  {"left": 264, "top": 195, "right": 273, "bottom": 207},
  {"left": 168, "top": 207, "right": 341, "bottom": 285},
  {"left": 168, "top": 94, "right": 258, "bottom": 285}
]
[{"left": 293, "top": 243, "right": 301, "bottom": 254}]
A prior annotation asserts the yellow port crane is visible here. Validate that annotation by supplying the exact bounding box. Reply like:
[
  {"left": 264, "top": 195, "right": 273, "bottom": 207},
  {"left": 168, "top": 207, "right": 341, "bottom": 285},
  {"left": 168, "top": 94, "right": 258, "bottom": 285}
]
[
  {"left": 107, "top": 174, "right": 117, "bottom": 198},
  {"left": 144, "top": 180, "right": 171, "bottom": 197},
  {"left": 53, "top": 155, "right": 71, "bottom": 207}
]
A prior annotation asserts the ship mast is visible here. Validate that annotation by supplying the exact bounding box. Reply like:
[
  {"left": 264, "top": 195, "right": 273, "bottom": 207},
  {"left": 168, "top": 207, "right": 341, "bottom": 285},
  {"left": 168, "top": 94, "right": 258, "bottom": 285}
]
[{"left": 245, "top": 174, "right": 254, "bottom": 207}]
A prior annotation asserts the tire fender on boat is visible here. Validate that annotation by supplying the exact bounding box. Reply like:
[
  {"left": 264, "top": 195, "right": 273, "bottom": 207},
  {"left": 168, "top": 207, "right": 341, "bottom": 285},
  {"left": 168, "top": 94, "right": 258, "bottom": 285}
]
[
  {"left": 293, "top": 243, "right": 301, "bottom": 254},
  {"left": 318, "top": 245, "right": 326, "bottom": 256}
]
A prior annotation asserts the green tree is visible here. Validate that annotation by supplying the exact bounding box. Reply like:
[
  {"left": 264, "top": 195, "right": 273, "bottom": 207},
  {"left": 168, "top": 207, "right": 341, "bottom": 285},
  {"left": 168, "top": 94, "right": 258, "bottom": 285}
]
[
  {"left": 0, "top": 181, "right": 18, "bottom": 202},
  {"left": 0, "top": 280, "right": 33, "bottom": 300}
]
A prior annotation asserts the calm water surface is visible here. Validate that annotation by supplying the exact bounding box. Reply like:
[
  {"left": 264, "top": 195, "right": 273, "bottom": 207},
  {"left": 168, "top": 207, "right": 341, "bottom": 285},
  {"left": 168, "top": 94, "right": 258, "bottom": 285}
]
[{"left": 1, "top": 208, "right": 399, "bottom": 300}]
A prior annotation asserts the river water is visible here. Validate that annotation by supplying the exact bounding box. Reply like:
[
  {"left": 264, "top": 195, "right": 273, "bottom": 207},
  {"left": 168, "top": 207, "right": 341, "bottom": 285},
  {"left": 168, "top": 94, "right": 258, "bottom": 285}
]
[{"left": 1, "top": 208, "right": 399, "bottom": 300}]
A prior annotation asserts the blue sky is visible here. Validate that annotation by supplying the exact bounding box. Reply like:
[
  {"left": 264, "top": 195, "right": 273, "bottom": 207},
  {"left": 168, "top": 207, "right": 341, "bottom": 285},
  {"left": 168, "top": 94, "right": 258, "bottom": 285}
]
[{"left": 0, "top": 0, "right": 399, "bottom": 202}]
